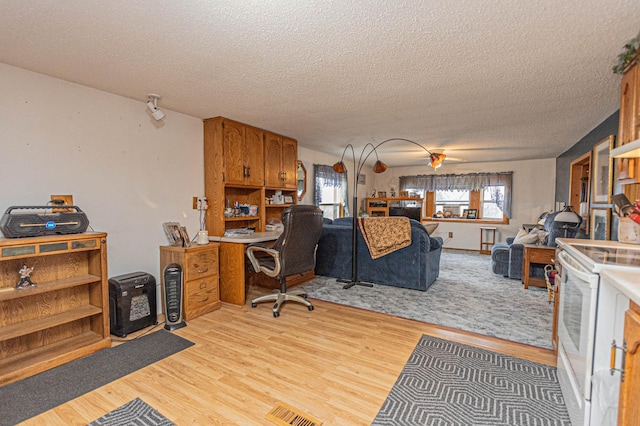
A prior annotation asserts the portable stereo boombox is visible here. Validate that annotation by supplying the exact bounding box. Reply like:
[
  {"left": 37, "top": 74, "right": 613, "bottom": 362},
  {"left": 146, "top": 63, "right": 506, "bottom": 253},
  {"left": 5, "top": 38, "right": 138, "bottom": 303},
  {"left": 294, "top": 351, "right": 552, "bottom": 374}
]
[{"left": 0, "top": 205, "right": 90, "bottom": 238}]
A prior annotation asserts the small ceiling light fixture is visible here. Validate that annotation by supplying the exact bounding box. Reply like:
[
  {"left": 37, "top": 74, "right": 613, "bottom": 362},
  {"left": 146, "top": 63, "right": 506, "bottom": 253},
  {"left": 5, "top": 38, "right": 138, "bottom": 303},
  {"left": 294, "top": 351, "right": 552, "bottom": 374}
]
[{"left": 146, "top": 93, "right": 166, "bottom": 121}]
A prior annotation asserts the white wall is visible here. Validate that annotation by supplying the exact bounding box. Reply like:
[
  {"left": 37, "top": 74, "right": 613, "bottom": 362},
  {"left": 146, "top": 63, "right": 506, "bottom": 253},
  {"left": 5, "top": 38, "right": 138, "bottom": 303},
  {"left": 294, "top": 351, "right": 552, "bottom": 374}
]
[
  {"left": 0, "top": 64, "right": 204, "bottom": 287},
  {"left": 299, "top": 144, "right": 557, "bottom": 250}
]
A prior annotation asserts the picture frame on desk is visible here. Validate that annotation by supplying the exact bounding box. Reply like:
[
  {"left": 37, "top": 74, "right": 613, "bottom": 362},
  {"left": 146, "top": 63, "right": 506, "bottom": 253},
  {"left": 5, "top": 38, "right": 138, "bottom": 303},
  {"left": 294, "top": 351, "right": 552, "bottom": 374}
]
[
  {"left": 179, "top": 226, "right": 191, "bottom": 247},
  {"left": 377, "top": 191, "right": 387, "bottom": 198},
  {"left": 399, "top": 190, "right": 409, "bottom": 198},
  {"left": 162, "top": 222, "right": 183, "bottom": 246}
]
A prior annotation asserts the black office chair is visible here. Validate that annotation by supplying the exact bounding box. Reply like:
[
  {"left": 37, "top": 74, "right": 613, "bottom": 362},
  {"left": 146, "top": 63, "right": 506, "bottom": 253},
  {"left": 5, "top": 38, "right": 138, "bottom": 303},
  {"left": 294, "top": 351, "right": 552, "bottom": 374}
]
[{"left": 246, "top": 205, "right": 324, "bottom": 317}]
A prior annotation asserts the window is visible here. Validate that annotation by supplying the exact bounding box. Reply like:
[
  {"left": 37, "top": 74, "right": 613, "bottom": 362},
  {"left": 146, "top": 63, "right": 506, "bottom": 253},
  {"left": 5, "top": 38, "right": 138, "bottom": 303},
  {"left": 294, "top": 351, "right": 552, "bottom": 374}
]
[
  {"left": 318, "top": 185, "right": 344, "bottom": 220},
  {"left": 314, "top": 164, "right": 349, "bottom": 220},
  {"left": 482, "top": 186, "right": 505, "bottom": 219},
  {"left": 399, "top": 172, "right": 512, "bottom": 221},
  {"left": 435, "top": 190, "right": 469, "bottom": 218}
]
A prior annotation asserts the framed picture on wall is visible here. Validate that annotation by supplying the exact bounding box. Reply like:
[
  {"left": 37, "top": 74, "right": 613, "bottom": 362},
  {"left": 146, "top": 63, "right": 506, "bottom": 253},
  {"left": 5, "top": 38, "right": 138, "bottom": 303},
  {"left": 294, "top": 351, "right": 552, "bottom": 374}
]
[
  {"left": 592, "top": 135, "right": 614, "bottom": 204},
  {"left": 590, "top": 207, "right": 610, "bottom": 240}
]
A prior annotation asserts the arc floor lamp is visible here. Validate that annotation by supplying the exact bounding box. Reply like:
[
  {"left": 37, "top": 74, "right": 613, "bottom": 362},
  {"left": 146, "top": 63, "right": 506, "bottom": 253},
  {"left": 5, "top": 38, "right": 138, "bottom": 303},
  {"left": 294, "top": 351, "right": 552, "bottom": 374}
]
[{"left": 332, "top": 138, "right": 446, "bottom": 289}]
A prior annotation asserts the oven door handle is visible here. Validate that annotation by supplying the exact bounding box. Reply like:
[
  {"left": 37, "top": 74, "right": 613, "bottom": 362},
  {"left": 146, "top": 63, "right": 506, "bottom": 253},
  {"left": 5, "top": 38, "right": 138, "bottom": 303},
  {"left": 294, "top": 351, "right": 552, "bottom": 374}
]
[{"left": 558, "top": 251, "right": 593, "bottom": 283}]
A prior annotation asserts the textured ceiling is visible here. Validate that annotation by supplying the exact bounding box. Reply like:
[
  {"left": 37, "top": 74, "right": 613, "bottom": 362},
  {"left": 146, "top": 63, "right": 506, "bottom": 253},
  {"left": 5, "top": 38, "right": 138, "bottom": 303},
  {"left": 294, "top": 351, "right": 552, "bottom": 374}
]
[{"left": 0, "top": 0, "right": 638, "bottom": 166}]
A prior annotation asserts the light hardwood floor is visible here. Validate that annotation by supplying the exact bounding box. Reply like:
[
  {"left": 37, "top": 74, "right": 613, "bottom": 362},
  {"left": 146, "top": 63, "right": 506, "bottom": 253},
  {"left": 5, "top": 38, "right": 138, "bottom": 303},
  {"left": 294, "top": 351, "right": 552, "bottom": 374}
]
[{"left": 24, "top": 288, "right": 556, "bottom": 425}]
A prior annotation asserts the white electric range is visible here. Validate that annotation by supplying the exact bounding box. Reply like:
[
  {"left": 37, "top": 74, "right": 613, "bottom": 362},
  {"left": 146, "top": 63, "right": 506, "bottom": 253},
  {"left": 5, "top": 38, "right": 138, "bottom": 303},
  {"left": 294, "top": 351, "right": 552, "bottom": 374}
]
[{"left": 555, "top": 238, "right": 640, "bottom": 426}]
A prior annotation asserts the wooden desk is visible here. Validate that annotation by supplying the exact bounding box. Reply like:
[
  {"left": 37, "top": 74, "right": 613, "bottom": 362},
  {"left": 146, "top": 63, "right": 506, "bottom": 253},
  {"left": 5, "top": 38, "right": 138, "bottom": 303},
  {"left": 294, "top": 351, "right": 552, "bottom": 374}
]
[
  {"left": 522, "top": 244, "right": 556, "bottom": 289},
  {"left": 210, "top": 232, "right": 281, "bottom": 306}
]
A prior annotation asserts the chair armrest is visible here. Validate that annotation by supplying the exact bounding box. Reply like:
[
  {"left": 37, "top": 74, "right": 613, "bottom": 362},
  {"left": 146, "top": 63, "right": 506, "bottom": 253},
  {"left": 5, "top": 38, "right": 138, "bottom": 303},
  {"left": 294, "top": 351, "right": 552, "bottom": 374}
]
[{"left": 246, "top": 244, "right": 281, "bottom": 277}]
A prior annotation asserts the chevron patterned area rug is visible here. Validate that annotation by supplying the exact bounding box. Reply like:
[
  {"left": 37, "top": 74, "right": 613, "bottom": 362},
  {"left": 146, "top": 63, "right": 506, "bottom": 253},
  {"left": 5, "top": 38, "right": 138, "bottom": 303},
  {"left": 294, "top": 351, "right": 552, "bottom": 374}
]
[
  {"left": 373, "top": 335, "right": 570, "bottom": 426},
  {"left": 88, "top": 398, "right": 174, "bottom": 425}
]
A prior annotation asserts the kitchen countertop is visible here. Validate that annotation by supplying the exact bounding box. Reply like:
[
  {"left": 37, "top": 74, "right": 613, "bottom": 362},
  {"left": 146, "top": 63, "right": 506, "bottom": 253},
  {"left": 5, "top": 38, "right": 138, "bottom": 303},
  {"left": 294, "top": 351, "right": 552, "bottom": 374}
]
[{"left": 600, "top": 267, "right": 640, "bottom": 306}]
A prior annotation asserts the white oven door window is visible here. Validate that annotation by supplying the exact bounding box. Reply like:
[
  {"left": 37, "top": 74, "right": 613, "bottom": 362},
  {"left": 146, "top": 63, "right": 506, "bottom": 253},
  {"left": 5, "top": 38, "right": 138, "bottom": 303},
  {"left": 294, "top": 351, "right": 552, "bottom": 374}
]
[{"left": 557, "top": 251, "right": 599, "bottom": 401}]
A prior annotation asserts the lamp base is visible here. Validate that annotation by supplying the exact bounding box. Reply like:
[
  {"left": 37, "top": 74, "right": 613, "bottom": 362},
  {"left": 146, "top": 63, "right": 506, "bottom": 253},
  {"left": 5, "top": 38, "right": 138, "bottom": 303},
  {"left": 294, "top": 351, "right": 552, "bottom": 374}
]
[{"left": 337, "top": 278, "right": 374, "bottom": 289}]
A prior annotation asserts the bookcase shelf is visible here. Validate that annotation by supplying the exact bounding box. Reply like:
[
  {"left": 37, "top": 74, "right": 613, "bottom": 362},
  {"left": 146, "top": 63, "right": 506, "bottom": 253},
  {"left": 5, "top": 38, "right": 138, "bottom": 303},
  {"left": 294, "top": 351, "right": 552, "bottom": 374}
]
[{"left": 0, "top": 233, "right": 111, "bottom": 385}]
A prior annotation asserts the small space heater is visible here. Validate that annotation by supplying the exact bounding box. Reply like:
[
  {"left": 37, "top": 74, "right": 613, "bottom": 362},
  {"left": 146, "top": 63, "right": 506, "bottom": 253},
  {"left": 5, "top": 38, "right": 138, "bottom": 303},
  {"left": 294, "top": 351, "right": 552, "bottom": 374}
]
[{"left": 108, "top": 271, "right": 158, "bottom": 337}]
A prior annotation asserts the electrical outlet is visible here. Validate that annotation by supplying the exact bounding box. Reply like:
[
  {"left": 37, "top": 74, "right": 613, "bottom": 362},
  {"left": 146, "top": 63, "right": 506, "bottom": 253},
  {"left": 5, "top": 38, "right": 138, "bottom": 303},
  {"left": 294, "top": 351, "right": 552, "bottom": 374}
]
[
  {"left": 192, "top": 197, "right": 198, "bottom": 210},
  {"left": 448, "top": 232, "right": 453, "bottom": 238},
  {"left": 50, "top": 195, "right": 73, "bottom": 212}
]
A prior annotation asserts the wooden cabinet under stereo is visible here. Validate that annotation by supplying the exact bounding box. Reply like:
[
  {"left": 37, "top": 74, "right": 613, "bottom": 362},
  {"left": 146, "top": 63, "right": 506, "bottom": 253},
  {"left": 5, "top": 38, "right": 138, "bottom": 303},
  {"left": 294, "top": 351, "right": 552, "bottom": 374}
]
[
  {"left": 0, "top": 233, "right": 111, "bottom": 385},
  {"left": 160, "top": 244, "right": 220, "bottom": 321},
  {"left": 265, "top": 133, "right": 298, "bottom": 189}
]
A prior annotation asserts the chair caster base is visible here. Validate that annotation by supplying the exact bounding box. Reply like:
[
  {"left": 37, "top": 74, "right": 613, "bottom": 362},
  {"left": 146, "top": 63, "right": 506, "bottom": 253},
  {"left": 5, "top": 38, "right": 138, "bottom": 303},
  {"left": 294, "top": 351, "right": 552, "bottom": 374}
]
[
  {"left": 308, "top": 305, "right": 314, "bottom": 311},
  {"left": 273, "top": 311, "right": 280, "bottom": 317},
  {"left": 251, "top": 302, "right": 257, "bottom": 308}
]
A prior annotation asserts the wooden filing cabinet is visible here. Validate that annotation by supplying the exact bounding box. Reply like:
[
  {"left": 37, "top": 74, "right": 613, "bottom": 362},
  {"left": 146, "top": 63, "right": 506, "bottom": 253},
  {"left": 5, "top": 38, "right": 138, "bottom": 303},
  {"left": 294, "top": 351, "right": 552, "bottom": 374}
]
[{"left": 160, "top": 243, "right": 220, "bottom": 320}]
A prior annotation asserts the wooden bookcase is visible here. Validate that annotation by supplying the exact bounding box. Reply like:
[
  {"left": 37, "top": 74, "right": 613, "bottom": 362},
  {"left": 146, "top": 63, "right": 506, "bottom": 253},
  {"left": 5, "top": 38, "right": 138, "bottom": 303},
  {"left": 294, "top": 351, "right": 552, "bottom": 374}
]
[
  {"left": 0, "top": 233, "right": 111, "bottom": 385},
  {"left": 365, "top": 197, "right": 424, "bottom": 217}
]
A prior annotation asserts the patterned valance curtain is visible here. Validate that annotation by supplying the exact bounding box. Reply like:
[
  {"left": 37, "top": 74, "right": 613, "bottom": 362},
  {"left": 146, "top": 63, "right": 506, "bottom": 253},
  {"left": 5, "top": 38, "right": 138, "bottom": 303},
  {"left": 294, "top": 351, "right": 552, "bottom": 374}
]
[
  {"left": 314, "top": 164, "right": 350, "bottom": 217},
  {"left": 400, "top": 172, "right": 513, "bottom": 218}
]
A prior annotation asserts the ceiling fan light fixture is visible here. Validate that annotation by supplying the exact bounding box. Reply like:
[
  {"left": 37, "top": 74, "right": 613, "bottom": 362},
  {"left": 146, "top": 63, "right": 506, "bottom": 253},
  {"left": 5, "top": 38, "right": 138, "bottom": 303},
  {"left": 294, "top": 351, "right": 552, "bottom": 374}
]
[{"left": 430, "top": 153, "right": 446, "bottom": 169}]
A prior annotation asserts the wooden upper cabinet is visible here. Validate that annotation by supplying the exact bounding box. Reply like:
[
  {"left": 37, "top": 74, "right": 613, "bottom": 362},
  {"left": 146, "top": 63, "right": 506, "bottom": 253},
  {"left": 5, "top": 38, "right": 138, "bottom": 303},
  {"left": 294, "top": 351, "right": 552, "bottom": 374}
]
[
  {"left": 619, "top": 64, "right": 639, "bottom": 146},
  {"left": 244, "top": 126, "right": 265, "bottom": 187},
  {"left": 265, "top": 133, "right": 298, "bottom": 189},
  {"left": 222, "top": 120, "right": 264, "bottom": 186}
]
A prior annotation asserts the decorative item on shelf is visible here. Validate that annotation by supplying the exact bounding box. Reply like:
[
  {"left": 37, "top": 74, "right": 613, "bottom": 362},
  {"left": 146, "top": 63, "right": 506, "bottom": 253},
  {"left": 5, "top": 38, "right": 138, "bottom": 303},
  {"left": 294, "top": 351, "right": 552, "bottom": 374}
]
[
  {"left": 463, "top": 209, "right": 478, "bottom": 219},
  {"left": 400, "top": 190, "right": 409, "bottom": 198},
  {"left": 17, "top": 264, "right": 36, "bottom": 289},
  {"left": 612, "top": 30, "right": 640, "bottom": 75},
  {"left": 332, "top": 138, "right": 445, "bottom": 290},
  {"left": 371, "top": 189, "right": 377, "bottom": 197},
  {"left": 377, "top": 191, "right": 387, "bottom": 198},
  {"left": 390, "top": 185, "right": 396, "bottom": 197},
  {"left": 284, "top": 195, "right": 294, "bottom": 204}
]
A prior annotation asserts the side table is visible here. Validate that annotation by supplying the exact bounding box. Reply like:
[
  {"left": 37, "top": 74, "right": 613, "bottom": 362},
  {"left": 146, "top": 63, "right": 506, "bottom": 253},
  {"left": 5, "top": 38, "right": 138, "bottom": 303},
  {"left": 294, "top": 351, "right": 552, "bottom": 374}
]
[
  {"left": 522, "top": 244, "right": 556, "bottom": 289},
  {"left": 480, "top": 226, "right": 497, "bottom": 255}
]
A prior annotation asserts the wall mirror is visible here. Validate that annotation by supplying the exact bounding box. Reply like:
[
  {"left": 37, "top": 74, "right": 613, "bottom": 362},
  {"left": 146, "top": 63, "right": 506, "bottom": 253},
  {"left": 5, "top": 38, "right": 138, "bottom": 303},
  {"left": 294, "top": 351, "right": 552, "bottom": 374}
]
[{"left": 297, "top": 161, "right": 307, "bottom": 201}]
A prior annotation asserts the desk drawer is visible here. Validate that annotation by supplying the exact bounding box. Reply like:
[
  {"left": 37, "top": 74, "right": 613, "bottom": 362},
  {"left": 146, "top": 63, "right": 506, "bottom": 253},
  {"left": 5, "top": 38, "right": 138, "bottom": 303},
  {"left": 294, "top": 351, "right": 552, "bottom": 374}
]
[
  {"left": 184, "top": 248, "right": 218, "bottom": 281},
  {"left": 185, "top": 275, "right": 220, "bottom": 319}
]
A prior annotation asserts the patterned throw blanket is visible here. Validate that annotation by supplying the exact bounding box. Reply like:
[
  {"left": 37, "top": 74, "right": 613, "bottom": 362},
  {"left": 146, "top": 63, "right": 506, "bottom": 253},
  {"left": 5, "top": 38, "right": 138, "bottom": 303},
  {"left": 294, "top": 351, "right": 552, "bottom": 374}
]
[{"left": 357, "top": 216, "right": 412, "bottom": 259}]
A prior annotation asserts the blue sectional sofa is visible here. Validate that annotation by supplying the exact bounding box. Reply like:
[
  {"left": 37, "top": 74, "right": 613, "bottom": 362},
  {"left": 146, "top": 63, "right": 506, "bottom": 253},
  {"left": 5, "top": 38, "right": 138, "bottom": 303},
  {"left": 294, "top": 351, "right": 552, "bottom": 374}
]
[{"left": 315, "top": 217, "right": 443, "bottom": 290}]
